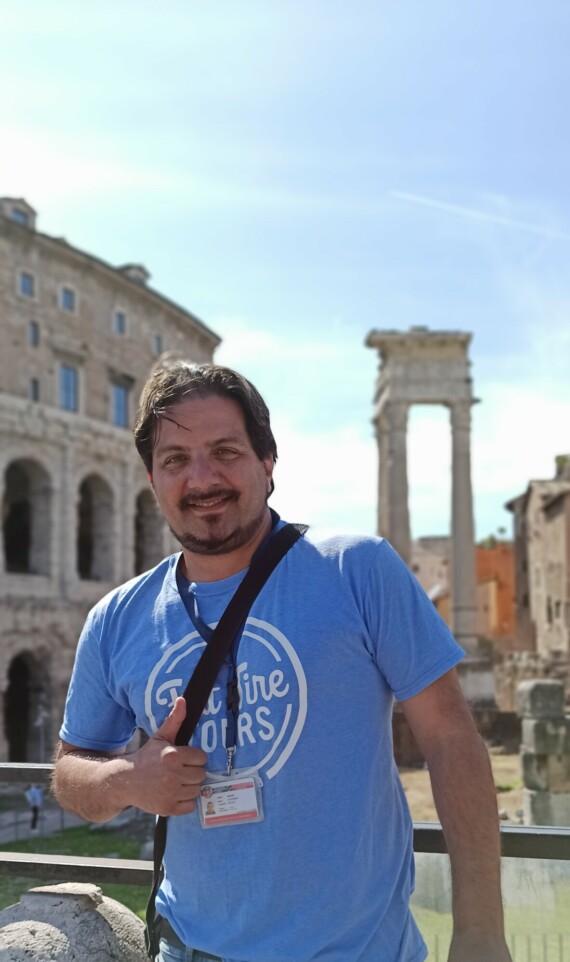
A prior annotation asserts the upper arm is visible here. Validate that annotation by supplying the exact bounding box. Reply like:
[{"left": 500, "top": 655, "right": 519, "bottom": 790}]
[
  {"left": 55, "top": 740, "right": 126, "bottom": 762},
  {"left": 363, "top": 541, "right": 464, "bottom": 700},
  {"left": 399, "top": 668, "right": 481, "bottom": 759},
  {"left": 60, "top": 607, "right": 137, "bottom": 752}
]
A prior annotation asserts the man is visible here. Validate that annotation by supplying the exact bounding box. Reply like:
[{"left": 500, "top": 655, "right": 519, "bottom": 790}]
[
  {"left": 53, "top": 362, "right": 511, "bottom": 962},
  {"left": 25, "top": 783, "right": 43, "bottom": 832}
]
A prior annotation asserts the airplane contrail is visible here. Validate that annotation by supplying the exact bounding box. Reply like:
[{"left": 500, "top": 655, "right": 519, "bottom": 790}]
[{"left": 390, "top": 190, "right": 570, "bottom": 241}]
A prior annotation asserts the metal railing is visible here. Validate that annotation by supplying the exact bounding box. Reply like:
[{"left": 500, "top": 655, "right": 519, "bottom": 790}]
[{"left": 1, "top": 762, "right": 570, "bottom": 885}]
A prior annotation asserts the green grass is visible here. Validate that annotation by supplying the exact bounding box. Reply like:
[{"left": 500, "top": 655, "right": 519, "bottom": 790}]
[
  {"left": 495, "top": 780, "right": 522, "bottom": 793},
  {"left": 413, "top": 882, "right": 570, "bottom": 961},
  {"left": 0, "top": 825, "right": 149, "bottom": 919}
]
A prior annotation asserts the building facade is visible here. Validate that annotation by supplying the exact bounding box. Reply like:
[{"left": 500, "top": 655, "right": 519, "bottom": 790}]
[
  {"left": 0, "top": 197, "right": 220, "bottom": 762},
  {"left": 411, "top": 537, "right": 516, "bottom": 653},
  {"left": 506, "top": 460, "right": 570, "bottom": 660}
]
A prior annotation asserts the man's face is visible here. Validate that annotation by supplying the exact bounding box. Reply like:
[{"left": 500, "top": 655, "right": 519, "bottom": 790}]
[{"left": 150, "top": 394, "right": 274, "bottom": 560}]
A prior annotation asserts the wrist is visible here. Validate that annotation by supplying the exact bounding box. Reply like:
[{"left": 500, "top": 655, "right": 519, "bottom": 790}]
[{"left": 98, "top": 754, "right": 137, "bottom": 816}]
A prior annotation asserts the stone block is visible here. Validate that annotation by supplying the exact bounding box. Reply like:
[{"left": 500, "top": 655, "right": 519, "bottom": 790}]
[
  {"left": 521, "top": 718, "right": 570, "bottom": 755},
  {"left": 547, "top": 754, "right": 570, "bottom": 793},
  {"left": 520, "top": 751, "right": 549, "bottom": 791},
  {"left": 516, "top": 680, "right": 565, "bottom": 719},
  {"left": 523, "top": 788, "right": 570, "bottom": 826}
]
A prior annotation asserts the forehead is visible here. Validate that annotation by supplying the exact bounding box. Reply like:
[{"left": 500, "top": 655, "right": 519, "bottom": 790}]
[{"left": 154, "top": 394, "right": 249, "bottom": 447}]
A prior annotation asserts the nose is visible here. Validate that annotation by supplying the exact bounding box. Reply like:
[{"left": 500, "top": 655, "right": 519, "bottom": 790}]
[{"left": 183, "top": 452, "right": 222, "bottom": 489}]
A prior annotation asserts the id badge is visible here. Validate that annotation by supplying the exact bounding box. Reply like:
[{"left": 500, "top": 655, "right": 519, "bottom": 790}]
[{"left": 198, "top": 771, "right": 264, "bottom": 829}]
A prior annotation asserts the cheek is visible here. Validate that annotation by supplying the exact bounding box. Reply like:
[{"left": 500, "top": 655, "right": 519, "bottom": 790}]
[{"left": 151, "top": 477, "right": 180, "bottom": 506}]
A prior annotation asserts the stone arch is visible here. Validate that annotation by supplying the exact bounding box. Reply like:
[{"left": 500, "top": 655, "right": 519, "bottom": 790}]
[
  {"left": 2, "top": 458, "right": 52, "bottom": 575},
  {"left": 76, "top": 473, "right": 115, "bottom": 581},
  {"left": 134, "top": 489, "right": 165, "bottom": 575},
  {"left": 3, "top": 651, "right": 50, "bottom": 762}
]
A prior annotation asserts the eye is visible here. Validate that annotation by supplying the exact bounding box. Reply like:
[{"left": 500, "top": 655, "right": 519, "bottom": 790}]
[
  {"left": 214, "top": 447, "right": 239, "bottom": 460},
  {"left": 164, "top": 454, "right": 187, "bottom": 467}
]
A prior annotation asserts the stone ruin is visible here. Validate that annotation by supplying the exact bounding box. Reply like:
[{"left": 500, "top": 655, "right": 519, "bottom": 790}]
[
  {"left": 366, "top": 327, "right": 494, "bottom": 706},
  {"left": 0, "top": 882, "right": 147, "bottom": 961}
]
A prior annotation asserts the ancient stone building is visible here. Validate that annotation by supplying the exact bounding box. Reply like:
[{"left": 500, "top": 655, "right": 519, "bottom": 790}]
[
  {"left": 506, "top": 458, "right": 570, "bottom": 658},
  {"left": 409, "top": 536, "right": 451, "bottom": 602},
  {"left": 0, "top": 197, "right": 220, "bottom": 762},
  {"left": 499, "top": 459, "right": 570, "bottom": 711},
  {"left": 411, "top": 537, "right": 516, "bottom": 652},
  {"left": 365, "top": 327, "right": 497, "bottom": 706},
  {"left": 365, "top": 327, "right": 478, "bottom": 651}
]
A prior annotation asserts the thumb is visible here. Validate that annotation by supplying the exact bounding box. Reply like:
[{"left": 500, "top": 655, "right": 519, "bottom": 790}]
[{"left": 155, "top": 696, "right": 187, "bottom": 744}]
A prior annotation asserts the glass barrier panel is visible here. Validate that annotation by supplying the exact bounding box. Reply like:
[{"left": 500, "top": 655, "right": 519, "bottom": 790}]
[{"left": 412, "top": 853, "right": 570, "bottom": 961}]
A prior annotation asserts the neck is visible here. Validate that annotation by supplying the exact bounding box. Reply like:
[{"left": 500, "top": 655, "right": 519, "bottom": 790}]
[{"left": 180, "top": 508, "right": 273, "bottom": 582}]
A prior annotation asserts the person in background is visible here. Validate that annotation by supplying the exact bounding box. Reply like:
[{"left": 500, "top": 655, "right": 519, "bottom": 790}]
[{"left": 25, "top": 784, "right": 43, "bottom": 833}]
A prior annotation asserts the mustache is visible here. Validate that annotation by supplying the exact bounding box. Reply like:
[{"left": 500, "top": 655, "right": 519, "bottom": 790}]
[{"left": 178, "top": 488, "right": 238, "bottom": 510}]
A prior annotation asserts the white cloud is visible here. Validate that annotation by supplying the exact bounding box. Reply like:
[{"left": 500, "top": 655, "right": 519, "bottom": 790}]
[
  {"left": 215, "top": 314, "right": 570, "bottom": 543},
  {"left": 216, "top": 316, "right": 378, "bottom": 539},
  {"left": 390, "top": 190, "right": 570, "bottom": 242},
  {"left": 271, "top": 416, "right": 377, "bottom": 540},
  {"left": 1, "top": 129, "right": 170, "bottom": 205},
  {"left": 473, "top": 384, "right": 570, "bottom": 493}
]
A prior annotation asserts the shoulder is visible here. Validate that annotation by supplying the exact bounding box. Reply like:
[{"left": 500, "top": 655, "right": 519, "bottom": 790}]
[
  {"left": 300, "top": 529, "right": 395, "bottom": 569},
  {"left": 288, "top": 528, "right": 426, "bottom": 605},
  {"left": 86, "top": 553, "right": 180, "bottom": 624},
  {"left": 289, "top": 528, "right": 405, "bottom": 589}
]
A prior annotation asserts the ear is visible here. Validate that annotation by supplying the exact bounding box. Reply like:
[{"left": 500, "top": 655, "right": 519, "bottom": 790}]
[
  {"left": 262, "top": 456, "right": 274, "bottom": 495},
  {"left": 148, "top": 471, "right": 154, "bottom": 486}
]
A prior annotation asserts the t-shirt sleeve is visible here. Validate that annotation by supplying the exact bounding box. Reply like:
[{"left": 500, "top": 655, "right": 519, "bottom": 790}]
[
  {"left": 59, "top": 604, "right": 137, "bottom": 751},
  {"left": 363, "top": 539, "right": 464, "bottom": 701}
]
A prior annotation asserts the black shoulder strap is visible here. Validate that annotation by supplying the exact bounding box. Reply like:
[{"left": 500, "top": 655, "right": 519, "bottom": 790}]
[
  {"left": 145, "top": 521, "right": 307, "bottom": 958},
  {"left": 175, "top": 522, "right": 307, "bottom": 745}
]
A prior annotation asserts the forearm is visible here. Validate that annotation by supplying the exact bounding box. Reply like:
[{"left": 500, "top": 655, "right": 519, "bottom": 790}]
[
  {"left": 52, "top": 746, "right": 134, "bottom": 823},
  {"left": 52, "top": 701, "right": 208, "bottom": 821},
  {"left": 427, "top": 727, "right": 504, "bottom": 937},
  {"left": 402, "top": 671, "right": 511, "bottom": 960}
]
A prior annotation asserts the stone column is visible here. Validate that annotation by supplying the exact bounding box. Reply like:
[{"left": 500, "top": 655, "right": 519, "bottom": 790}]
[
  {"left": 449, "top": 401, "right": 477, "bottom": 653},
  {"left": 0, "top": 459, "right": 5, "bottom": 576},
  {"left": 375, "top": 411, "right": 390, "bottom": 539},
  {"left": 384, "top": 401, "right": 411, "bottom": 564},
  {"left": 59, "top": 439, "right": 76, "bottom": 598},
  {"left": 120, "top": 459, "right": 134, "bottom": 582},
  {"left": 518, "top": 679, "right": 570, "bottom": 825},
  {"left": 450, "top": 401, "right": 494, "bottom": 705}
]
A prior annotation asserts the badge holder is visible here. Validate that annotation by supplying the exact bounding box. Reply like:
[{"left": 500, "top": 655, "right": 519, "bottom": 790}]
[{"left": 198, "top": 771, "right": 264, "bottom": 828}]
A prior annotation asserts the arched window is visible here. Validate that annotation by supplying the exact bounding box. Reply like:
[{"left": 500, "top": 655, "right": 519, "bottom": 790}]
[
  {"left": 2, "top": 459, "right": 51, "bottom": 575},
  {"left": 3, "top": 652, "right": 50, "bottom": 762},
  {"left": 77, "top": 474, "right": 114, "bottom": 581},
  {"left": 134, "top": 489, "right": 165, "bottom": 574}
]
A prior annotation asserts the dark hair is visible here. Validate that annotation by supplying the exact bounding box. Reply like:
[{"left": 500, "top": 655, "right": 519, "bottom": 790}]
[{"left": 134, "top": 361, "right": 278, "bottom": 474}]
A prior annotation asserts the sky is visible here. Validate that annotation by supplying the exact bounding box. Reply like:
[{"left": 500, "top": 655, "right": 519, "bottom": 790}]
[{"left": 2, "top": 1, "right": 570, "bottom": 542}]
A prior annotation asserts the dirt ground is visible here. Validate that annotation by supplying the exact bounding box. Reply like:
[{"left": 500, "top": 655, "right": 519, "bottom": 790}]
[{"left": 399, "top": 750, "right": 523, "bottom": 823}]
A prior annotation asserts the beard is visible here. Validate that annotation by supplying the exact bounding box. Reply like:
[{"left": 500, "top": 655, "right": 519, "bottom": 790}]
[{"left": 170, "top": 490, "right": 268, "bottom": 556}]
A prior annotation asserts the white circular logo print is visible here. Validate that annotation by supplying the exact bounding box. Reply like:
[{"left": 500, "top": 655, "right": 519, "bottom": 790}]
[{"left": 144, "top": 617, "right": 307, "bottom": 780}]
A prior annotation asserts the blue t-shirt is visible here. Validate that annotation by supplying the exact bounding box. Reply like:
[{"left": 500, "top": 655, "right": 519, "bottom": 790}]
[{"left": 60, "top": 528, "right": 463, "bottom": 962}]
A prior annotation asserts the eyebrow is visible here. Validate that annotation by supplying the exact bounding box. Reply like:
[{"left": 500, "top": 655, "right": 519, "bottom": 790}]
[
  {"left": 155, "top": 435, "right": 247, "bottom": 455},
  {"left": 209, "top": 435, "right": 246, "bottom": 446}
]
